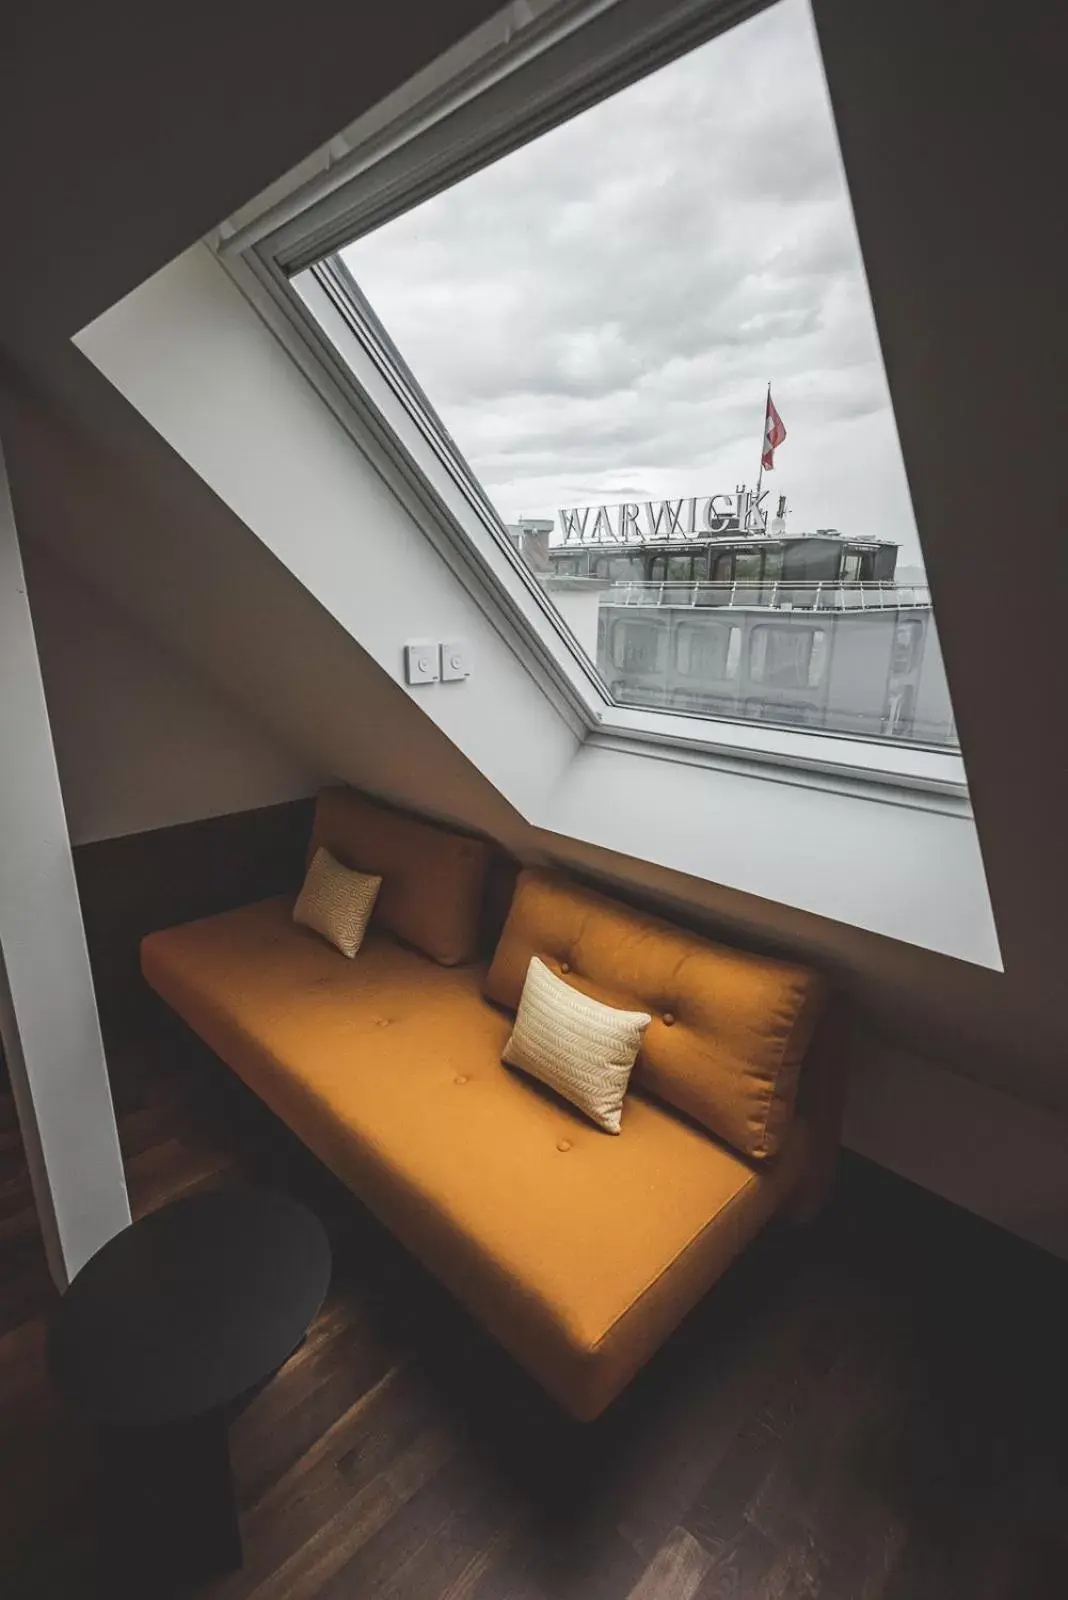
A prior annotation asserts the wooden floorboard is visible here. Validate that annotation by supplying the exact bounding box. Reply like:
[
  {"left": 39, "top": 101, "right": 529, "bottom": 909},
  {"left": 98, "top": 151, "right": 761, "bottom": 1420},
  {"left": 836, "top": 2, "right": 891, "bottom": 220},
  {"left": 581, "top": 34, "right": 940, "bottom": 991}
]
[{"left": 1, "top": 1001, "right": 1066, "bottom": 1599}]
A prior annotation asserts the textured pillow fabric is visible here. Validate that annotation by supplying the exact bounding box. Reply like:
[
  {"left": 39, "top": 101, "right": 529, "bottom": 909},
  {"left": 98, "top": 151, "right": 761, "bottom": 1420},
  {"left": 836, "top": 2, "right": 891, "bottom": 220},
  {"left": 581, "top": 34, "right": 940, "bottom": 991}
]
[
  {"left": 502, "top": 956, "right": 651, "bottom": 1134},
  {"left": 486, "top": 869, "right": 827, "bottom": 1162},
  {"left": 293, "top": 847, "right": 382, "bottom": 959}
]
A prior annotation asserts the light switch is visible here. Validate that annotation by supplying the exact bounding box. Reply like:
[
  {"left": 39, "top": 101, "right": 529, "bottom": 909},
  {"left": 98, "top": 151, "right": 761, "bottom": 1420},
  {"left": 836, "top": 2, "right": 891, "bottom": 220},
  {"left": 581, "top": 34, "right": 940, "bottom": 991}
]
[
  {"left": 440, "top": 640, "right": 471, "bottom": 682},
  {"left": 404, "top": 640, "right": 440, "bottom": 685}
]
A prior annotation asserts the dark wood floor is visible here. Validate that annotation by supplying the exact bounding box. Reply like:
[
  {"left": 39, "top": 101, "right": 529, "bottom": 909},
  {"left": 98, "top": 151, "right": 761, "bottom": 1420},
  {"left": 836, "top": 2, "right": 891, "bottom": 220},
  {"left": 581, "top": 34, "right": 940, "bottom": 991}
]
[{"left": 2, "top": 1000, "right": 1066, "bottom": 1600}]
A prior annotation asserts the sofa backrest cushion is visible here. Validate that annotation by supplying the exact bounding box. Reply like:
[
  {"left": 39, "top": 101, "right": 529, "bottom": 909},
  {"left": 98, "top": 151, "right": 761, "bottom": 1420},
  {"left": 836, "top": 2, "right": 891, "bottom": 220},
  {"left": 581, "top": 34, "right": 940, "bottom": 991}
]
[
  {"left": 308, "top": 788, "right": 490, "bottom": 967},
  {"left": 484, "top": 868, "right": 827, "bottom": 1162}
]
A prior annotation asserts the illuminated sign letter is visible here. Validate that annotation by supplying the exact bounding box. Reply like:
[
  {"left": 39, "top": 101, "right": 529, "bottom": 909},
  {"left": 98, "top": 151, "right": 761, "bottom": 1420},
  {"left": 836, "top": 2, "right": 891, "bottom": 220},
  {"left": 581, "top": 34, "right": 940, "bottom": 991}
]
[
  {"left": 619, "top": 503, "right": 642, "bottom": 542},
  {"left": 644, "top": 501, "right": 669, "bottom": 538},
  {"left": 662, "top": 499, "right": 686, "bottom": 537},
  {"left": 559, "top": 506, "right": 590, "bottom": 542},
  {"left": 703, "top": 494, "right": 734, "bottom": 533},
  {"left": 645, "top": 499, "right": 686, "bottom": 539},
  {"left": 590, "top": 504, "right": 613, "bottom": 542}
]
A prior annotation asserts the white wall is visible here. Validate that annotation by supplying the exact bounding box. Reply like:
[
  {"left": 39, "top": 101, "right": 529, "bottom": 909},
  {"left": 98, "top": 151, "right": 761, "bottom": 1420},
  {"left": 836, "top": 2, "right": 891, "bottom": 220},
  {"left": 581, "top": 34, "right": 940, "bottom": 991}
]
[
  {"left": 75, "top": 244, "right": 580, "bottom": 826},
  {"left": 844, "top": 1041, "right": 1068, "bottom": 1261},
  {"left": 75, "top": 243, "right": 996, "bottom": 970},
  {"left": 3, "top": 370, "right": 535, "bottom": 858},
  {"left": 0, "top": 437, "right": 129, "bottom": 1285},
  {"left": 545, "top": 741, "right": 998, "bottom": 968},
  {"left": 23, "top": 540, "right": 320, "bottom": 845}
]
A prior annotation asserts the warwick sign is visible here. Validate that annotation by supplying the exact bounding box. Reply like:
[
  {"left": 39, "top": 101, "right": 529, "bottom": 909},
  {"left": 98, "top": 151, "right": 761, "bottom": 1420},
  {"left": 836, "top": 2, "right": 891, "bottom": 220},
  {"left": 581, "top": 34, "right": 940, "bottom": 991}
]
[{"left": 559, "top": 488, "right": 767, "bottom": 544}]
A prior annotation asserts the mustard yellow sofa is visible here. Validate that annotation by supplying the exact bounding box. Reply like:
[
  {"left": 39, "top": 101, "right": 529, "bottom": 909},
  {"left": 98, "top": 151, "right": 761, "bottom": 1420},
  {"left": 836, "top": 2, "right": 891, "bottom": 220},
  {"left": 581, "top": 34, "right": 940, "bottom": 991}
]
[{"left": 141, "top": 787, "right": 840, "bottom": 1420}]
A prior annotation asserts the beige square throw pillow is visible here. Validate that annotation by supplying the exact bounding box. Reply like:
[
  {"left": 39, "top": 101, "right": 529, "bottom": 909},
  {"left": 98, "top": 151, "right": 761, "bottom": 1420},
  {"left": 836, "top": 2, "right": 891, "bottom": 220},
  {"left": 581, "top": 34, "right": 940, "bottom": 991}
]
[
  {"left": 503, "top": 956, "right": 651, "bottom": 1133},
  {"left": 293, "top": 846, "right": 382, "bottom": 958}
]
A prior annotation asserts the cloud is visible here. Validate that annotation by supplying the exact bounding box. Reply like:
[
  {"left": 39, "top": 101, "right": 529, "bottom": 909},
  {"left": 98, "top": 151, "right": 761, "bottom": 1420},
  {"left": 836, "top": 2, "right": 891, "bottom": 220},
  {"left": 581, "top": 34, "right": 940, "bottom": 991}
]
[{"left": 339, "top": 0, "right": 921, "bottom": 559}]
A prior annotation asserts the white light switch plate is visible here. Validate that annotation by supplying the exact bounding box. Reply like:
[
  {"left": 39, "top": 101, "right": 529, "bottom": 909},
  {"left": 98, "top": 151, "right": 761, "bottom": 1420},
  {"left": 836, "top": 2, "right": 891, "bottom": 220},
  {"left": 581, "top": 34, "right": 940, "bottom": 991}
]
[
  {"left": 404, "top": 640, "right": 440, "bottom": 685},
  {"left": 440, "top": 640, "right": 471, "bottom": 682}
]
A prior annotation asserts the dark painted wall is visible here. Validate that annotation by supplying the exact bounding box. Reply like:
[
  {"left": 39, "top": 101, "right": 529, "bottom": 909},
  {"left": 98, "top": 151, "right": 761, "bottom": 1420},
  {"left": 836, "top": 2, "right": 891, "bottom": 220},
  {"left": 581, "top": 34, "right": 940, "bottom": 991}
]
[{"left": 0, "top": 0, "right": 502, "bottom": 357}]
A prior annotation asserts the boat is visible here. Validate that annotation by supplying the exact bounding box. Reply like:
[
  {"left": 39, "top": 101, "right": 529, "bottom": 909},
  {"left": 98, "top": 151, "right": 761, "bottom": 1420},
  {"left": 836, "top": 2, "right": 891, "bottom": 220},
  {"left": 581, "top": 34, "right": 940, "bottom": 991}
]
[{"left": 505, "top": 506, "right": 956, "bottom": 748}]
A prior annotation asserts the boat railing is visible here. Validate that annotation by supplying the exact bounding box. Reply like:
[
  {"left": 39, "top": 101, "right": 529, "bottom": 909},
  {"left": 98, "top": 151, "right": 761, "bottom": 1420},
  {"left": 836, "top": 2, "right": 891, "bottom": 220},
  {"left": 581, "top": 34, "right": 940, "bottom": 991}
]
[{"left": 603, "top": 580, "right": 932, "bottom": 612}]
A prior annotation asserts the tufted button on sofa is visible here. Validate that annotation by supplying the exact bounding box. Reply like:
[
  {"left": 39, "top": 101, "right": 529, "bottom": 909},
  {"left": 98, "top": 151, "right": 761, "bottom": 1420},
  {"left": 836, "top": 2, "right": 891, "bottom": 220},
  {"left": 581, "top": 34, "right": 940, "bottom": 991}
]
[{"left": 141, "top": 787, "right": 841, "bottom": 1420}]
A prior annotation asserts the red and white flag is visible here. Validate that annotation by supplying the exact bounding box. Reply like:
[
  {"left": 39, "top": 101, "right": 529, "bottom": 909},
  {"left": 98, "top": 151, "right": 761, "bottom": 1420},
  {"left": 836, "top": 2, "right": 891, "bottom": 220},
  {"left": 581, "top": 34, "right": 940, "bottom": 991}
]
[{"left": 761, "top": 391, "right": 787, "bottom": 470}]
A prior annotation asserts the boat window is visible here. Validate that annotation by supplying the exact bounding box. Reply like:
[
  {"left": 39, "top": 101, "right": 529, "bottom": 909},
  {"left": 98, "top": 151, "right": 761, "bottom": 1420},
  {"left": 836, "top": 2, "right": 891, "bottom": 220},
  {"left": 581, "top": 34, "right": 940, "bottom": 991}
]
[
  {"left": 749, "top": 625, "right": 828, "bottom": 689},
  {"left": 592, "top": 554, "right": 643, "bottom": 580},
  {"left": 666, "top": 554, "right": 693, "bottom": 582},
  {"left": 675, "top": 622, "right": 741, "bottom": 680},
  {"left": 890, "top": 620, "right": 923, "bottom": 676},
  {"left": 735, "top": 550, "right": 757, "bottom": 588},
  {"left": 886, "top": 684, "right": 916, "bottom": 736},
  {"left": 782, "top": 542, "right": 838, "bottom": 582},
  {"left": 609, "top": 618, "right": 668, "bottom": 675}
]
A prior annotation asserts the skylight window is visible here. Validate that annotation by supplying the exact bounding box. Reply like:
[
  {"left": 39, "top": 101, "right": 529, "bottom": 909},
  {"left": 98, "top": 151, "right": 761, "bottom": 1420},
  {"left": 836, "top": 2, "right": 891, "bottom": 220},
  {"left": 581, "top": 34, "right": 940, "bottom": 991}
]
[{"left": 301, "top": 0, "right": 958, "bottom": 752}]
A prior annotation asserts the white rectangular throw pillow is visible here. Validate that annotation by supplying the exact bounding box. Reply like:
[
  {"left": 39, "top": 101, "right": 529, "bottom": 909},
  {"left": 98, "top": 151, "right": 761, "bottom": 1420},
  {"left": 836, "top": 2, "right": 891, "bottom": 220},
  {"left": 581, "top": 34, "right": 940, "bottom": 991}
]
[
  {"left": 502, "top": 955, "right": 651, "bottom": 1133},
  {"left": 293, "top": 845, "right": 382, "bottom": 958}
]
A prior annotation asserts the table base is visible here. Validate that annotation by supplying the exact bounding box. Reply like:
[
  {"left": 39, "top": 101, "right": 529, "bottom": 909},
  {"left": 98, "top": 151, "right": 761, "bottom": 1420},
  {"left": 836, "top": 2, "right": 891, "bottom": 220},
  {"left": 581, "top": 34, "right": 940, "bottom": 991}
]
[{"left": 95, "top": 1409, "right": 242, "bottom": 1591}]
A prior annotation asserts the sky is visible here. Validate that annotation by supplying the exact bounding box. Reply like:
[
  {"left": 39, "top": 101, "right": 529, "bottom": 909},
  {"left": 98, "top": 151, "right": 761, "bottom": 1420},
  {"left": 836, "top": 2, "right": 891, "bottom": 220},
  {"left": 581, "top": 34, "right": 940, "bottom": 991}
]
[{"left": 340, "top": 0, "right": 923, "bottom": 565}]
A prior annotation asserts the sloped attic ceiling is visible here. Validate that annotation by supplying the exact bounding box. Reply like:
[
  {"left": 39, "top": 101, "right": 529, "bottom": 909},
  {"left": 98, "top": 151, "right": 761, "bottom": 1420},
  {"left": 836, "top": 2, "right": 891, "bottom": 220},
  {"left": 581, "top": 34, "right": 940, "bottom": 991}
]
[
  {"left": 3, "top": 365, "right": 533, "bottom": 857},
  {"left": 72, "top": 243, "right": 999, "bottom": 972}
]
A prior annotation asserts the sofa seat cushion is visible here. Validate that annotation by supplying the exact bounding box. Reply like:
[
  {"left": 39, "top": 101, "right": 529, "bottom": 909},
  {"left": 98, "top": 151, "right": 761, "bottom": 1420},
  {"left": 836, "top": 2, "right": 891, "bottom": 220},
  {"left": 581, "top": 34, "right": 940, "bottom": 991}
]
[{"left": 142, "top": 897, "right": 808, "bottom": 1419}]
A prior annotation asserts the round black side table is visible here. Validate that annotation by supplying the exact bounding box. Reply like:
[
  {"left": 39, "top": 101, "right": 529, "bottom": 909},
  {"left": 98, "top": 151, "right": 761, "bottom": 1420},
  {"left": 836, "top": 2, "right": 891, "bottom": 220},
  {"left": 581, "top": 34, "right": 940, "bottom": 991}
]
[{"left": 48, "top": 1188, "right": 331, "bottom": 1589}]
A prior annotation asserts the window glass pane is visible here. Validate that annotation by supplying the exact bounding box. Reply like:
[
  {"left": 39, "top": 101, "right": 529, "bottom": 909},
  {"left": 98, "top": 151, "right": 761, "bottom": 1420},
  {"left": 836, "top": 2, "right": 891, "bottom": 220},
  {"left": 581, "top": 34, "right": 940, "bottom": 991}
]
[
  {"left": 891, "top": 620, "right": 922, "bottom": 675},
  {"left": 749, "top": 625, "right": 826, "bottom": 688},
  {"left": 676, "top": 623, "right": 739, "bottom": 680},
  {"left": 808, "top": 628, "right": 828, "bottom": 687},
  {"left": 593, "top": 554, "right": 641, "bottom": 579},
  {"left": 610, "top": 619, "right": 666, "bottom": 675},
  {"left": 332, "top": 0, "right": 957, "bottom": 750}
]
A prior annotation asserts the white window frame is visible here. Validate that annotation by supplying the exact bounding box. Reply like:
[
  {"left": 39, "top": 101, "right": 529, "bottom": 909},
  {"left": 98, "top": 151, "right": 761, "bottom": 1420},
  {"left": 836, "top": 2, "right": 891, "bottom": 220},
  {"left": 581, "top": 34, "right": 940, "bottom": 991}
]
[{"left": 211, "top": 0, "right": 969, "bottom": 814}]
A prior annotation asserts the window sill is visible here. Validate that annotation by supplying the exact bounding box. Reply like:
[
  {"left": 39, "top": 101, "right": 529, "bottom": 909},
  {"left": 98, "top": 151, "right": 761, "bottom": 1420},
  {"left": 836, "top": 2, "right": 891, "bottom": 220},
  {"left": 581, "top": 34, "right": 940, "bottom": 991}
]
[
  {"left": 546, "top": 733, "right": 999, "bottom": 969},
  {"left": 591, "top": 705, "right": 970, "bottom": 814}
]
